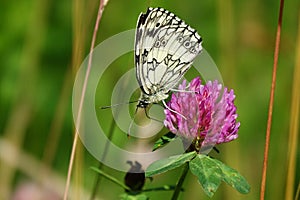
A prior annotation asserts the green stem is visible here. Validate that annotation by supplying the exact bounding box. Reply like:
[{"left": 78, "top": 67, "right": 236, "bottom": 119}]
[
  {"left": 143, "top": 185, "right": 182, "bottom": 192},
  {"left": 90, "top": 117, "right": 117, "bottom": 199},
  {"left": 87, "top": 0, "right": 109, "bottom": 198},
  {"left": 91, "top": 167, "right": 130, "bottom": 191},
  {"left": 171, "top": 162, "right": 189, "bottom": 200}
]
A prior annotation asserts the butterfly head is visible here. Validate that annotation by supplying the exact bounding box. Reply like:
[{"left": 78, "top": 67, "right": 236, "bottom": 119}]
[{"left": 137, "top": 99, "right": 149, "bottom": 108}]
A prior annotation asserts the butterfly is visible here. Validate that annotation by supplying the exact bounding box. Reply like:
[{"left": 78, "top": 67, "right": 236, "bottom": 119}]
[{"left": 135, "top": 7, "right": 203, "bottom": 110}]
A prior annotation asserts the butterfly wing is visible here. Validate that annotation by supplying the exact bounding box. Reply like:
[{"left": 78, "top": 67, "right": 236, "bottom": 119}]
[{"left": 135, "top": 7, "right": 203, "bottom": 99}]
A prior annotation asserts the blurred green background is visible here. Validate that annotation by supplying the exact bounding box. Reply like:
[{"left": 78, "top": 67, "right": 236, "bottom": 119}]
[{"left": 0, "top": 0, "right": 299, "bottom": 199}]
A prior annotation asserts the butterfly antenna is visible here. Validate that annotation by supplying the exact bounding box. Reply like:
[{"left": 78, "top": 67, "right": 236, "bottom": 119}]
[
  {"left": 100, "top": 100, "right": 139, "bottom": 109},
  {"left": 162, "top": 100, "right": 187, "bottom": 120}
]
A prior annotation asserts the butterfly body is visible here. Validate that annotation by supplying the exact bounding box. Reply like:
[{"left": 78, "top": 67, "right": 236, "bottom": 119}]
[
  {"left": 135, "top": 7, "right": 203, "bottom": 109},
  {"left": 137, "top": 87, "right": 169, "bottom": 108}
]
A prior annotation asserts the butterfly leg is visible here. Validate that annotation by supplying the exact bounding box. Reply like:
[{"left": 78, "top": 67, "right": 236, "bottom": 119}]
[
  {"left": 128, "top": 106, "right": 162, "bottom": 137},
  {"left": 127, "top": 106, "right": 139, "bottom": 137},
  {"left": 162, "top": 100, "right": 187, "bottom": 120},
  {"left": 170, "top": 88, "right": 196, "bottom": 93}
]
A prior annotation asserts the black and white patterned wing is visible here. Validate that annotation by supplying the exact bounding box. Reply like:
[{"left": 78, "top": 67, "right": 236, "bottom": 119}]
[{"left": 135, "top": 7, "right": 203, "bottom": 96}]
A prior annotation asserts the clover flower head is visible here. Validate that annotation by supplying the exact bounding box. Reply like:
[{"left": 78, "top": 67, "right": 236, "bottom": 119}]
[{"left": 164, "top": 77, "right": 240, "bottom": 148}]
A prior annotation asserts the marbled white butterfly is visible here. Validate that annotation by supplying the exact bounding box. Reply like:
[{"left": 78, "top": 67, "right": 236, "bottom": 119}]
[{"left": 135, "top": 7, "right": 203, "bottom": 110}]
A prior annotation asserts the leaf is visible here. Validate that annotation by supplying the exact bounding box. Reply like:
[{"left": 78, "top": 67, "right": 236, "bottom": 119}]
[
  {"left": 189, "top": 155, "right": 251, "bottom": 197},
  {"left": 152, "top": 132, "right": 176, "bottom": 151},
  {"left": 145, "top": 151, "right": 197, "bottom": 177},
  {"left": 120, "top": 193, "right": 148, "bottom": 200},
  {"left": 213, "top": 159, "right": 251, "bottom": 194},
  {"left": 189, "top": 154, "right": 223, "bottom": 197}
]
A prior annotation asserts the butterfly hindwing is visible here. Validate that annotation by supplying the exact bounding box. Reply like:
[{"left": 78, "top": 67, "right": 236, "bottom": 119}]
[{"left": 135, "top": 7, "right": 203, "bottom": 104}]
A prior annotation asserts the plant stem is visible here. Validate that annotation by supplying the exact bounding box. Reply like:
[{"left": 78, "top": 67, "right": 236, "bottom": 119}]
[
  {"left": 91, "top": 167, "right": 130, "bottom": 191},
  {"left": 259, "top": 0, "right": 284, "bottom": 199},
  {"left": 143, "top": 185, "right": 182, "bottom": 192},
  {"left": 90, "top": 117, "right": 118, "bottom": 199},
  {"left": 284, "top": 11, "right": 300, "bottom": 200},
  {"left": 63, "top": 0, "right": 107, "bottom": 199},
  {"left": 171, "top": 163, "right": 189, "bottom": 200}
]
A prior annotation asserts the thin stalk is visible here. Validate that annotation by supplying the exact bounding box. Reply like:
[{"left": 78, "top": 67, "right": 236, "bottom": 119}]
[
  {"left": 295, "top": 182, "right": 300, "bottom": 200},
  {"left": 284, "top": 11, "right": 300, "bottom": 200},
  {"left": 260, "top": 0, "right": 285, "bottom": 199},
  {"left": 90, "top": 118, "right": 118, "bottom": 199},
  {"left": 143, "top": 186, "right": 181, "bottom": 192},
  {"left": 63, "top": 0, "right": 107, "bottom": 199},
  {"left": 171, "top": 163, "right": 189, "bottom": 200},
  {"left": 91, "top": 167, "right": 130, "bottom": 191}
]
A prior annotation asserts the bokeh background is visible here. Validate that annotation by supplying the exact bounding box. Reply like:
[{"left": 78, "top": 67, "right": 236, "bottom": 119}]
[{"left": 0, "top": 0, "right": 299, "bottom": 199}]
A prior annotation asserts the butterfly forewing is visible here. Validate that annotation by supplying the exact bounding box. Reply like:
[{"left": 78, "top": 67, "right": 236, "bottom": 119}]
[{"left": 135, "top": 7, "right": 203, "bottom": 106}]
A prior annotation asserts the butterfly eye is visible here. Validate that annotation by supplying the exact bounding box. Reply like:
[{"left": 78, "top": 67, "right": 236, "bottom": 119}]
[{"left": 156, "top": 23, "right": 160, "bottom": 27}]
